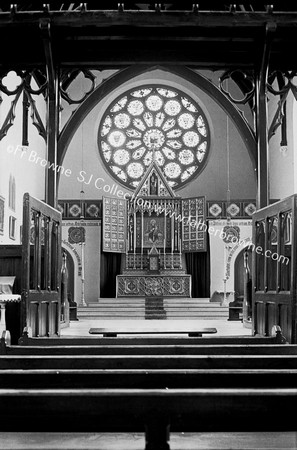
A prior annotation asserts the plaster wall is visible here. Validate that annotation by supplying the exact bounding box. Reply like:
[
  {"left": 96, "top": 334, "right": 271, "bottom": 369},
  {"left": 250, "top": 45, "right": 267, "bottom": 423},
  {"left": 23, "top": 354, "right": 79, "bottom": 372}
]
[
  {"left": 62, "top": 220, "right": 101, "bottom": 305},
  {"left": 58, "top": 69, "right": 257, "bottom": 202}
]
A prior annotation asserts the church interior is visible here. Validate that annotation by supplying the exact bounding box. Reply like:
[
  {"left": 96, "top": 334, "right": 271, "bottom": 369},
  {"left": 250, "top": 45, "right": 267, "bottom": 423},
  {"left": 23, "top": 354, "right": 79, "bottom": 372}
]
[{"left": 1, "top": 2, "right": 297, "bottom": 449}]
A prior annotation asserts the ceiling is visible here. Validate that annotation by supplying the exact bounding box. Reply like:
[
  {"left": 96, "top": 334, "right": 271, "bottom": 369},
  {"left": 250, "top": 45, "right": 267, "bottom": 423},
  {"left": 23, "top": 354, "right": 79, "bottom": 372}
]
[{"left": 0, "top": 2, "right": 297, "bottom": 71}]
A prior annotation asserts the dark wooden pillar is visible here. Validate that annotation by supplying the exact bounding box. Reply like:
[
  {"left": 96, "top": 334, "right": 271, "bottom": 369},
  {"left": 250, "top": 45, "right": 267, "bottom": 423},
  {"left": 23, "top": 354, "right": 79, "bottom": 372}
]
[
  {"left": 40, "top": 19, "right": 59, "bottom": 208},
  {"left": 256, "top": 23, "right": 276, "bottom": 209}
]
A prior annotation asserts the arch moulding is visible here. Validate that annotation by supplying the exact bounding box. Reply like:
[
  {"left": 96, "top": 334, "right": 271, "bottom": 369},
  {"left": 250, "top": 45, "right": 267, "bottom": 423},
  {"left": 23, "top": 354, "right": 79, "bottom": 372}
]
[{"left": 57, "top": 65, "right": 257, "bottom": 187}]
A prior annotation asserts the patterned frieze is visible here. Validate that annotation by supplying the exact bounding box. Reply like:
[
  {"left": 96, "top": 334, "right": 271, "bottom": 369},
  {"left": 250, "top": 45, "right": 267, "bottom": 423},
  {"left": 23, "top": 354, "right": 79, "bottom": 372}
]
[{"left": 58, "top": 199, "right": 258, "bottom": 220}]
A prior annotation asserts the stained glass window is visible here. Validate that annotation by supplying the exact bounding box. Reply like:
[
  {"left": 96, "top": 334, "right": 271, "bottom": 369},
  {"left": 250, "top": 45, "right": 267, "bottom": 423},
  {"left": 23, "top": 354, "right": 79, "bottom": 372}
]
[{"left": 98, "top": 85, "right": 210, "bottom": 189}]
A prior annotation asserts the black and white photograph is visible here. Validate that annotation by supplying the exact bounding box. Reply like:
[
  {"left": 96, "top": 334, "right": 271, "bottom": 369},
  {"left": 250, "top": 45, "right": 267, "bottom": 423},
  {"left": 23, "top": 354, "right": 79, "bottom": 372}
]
[{"left": 0, "top": 2, "right": 297, "bottom": 449}]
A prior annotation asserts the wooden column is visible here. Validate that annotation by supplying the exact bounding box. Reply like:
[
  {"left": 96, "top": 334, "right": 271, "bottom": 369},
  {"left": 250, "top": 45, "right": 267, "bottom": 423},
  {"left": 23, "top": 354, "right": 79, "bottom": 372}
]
[
  {"left": 40, "top": 19, "right": 59, "bottom": 208},
  {"left": 256, "top": 23, "right": 276, "bottom": 209}
]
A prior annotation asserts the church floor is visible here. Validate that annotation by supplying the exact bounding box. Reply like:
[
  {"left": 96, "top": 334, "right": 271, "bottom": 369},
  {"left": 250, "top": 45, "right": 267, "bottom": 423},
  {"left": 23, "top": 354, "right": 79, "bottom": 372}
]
[
  {"left": 1, "top": 432, "right": 296, "bottom": 449},
  {"left": 61, "top": 318, "right": 252, "bottom": 337}
]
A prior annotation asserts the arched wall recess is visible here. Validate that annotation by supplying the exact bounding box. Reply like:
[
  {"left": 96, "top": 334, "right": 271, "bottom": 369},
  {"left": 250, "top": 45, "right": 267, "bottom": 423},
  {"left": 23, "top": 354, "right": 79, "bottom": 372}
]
[{"left": 57, "top": 65, "right": 257, "bottom": 189}]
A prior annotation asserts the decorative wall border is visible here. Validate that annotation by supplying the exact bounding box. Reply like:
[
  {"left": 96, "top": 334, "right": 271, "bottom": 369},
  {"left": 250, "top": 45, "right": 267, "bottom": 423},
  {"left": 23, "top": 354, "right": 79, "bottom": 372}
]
[{"left": 58, "top": 199, "right": 258, "bottom": 221}]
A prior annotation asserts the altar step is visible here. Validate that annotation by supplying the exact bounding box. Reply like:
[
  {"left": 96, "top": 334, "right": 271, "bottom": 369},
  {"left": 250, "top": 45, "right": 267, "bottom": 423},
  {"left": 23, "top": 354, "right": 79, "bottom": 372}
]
[{"left": 77, "top": 298, "right": 229, "bottom": 320}]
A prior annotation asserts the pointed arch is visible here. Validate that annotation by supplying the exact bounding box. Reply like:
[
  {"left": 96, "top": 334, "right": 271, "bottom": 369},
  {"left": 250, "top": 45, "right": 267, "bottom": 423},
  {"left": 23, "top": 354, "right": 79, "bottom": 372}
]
[{"left": 57, "top": 65, "right": 257, "bottom": 187}]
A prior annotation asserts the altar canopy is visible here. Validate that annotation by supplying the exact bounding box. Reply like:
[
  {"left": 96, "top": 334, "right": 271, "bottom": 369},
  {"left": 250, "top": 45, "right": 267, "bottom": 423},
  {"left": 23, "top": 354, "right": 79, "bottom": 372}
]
[{"left": 102, "top": 160, "right": 206, "bottom": 297}]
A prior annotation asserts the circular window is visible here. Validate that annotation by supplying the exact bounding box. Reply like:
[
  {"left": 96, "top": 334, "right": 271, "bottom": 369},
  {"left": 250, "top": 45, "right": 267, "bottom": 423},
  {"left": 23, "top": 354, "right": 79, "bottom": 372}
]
[{"left": 98, "top": 85, "right": 210, "bottom": 189}]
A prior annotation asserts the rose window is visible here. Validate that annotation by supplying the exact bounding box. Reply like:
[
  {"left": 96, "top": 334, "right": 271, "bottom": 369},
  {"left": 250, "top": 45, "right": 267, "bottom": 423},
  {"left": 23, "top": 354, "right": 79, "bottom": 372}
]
[{"left": 98, "top": 85, "right": 210, "bottom": 189}]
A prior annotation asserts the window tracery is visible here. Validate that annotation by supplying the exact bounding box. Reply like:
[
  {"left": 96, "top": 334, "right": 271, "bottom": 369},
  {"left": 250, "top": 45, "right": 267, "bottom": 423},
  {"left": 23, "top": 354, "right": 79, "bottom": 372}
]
[{"left": 98, "top": 85, "right": 210, "bottom": 189}]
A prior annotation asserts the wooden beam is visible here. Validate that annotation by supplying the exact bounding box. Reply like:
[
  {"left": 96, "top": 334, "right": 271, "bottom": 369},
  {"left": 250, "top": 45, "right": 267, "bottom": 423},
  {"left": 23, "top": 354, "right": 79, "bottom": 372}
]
[
  {"left": 0, "top": 10, "right": 297, "bottom": 28},
  {"left": 40, "top": 19, "right": 59, "bottom": 208},
  {"left": 256, "top": 23, "right": 276, "bottom": 209}
]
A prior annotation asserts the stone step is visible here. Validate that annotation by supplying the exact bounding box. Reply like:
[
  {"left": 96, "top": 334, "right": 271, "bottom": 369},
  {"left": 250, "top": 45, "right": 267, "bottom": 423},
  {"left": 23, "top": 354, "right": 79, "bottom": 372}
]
[
  {"left": 78, "top": 308, "right": 228, "bottom": 315},
  {"left": 79, "top": 305, "right": 228, "bottom": 310},
  {"left": 77, "top": 297, "right": 230, "bottom": 321},
  {"left": 78, "top": 308, "right": 229, "bottom": 317},
  {"left": 78, "top": 316, "right": 228, "bottom": 320},
  {"left": 78, "top": 311, "right": 229, "bottom": 318},
  {"left": 83, "top": 302, "right": 219, "bottom": 309},
  {"left": 79, "top": 308, "right": 228, "bottom": 317},
  {"left": 88, "top": 298, "right": 212, "bottom": 305}
]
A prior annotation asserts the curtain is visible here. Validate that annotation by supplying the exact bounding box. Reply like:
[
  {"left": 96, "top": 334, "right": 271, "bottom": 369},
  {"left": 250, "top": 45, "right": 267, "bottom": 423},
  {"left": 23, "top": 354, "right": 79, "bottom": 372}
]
[
  {"left": 185, "top": 225, "right": 210, "bottom": 298},
  {"left": 100, "top": 252, "right": 122, "bottom": 298}
]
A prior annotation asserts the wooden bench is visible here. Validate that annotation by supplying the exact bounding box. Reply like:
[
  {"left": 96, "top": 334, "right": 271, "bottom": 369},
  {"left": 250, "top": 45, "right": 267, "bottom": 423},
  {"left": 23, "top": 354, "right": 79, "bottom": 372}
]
[
  {"left": 2, "top": 353, "right": 297, "bottom": 370},
  {"left": 1, "top": 367, "right": 297, "bottom": 389},
  {"left": 89, "top": 320, "right": 217, "bottom": 337},
  {"left": 0, "top": 387, "right": 296, "bottom": 448},
  {"left": 0, "top": 328, "right": 295, "bottom": 450},
  {"left": 2, "top": 343, "right": 296, "bottom": 355}
]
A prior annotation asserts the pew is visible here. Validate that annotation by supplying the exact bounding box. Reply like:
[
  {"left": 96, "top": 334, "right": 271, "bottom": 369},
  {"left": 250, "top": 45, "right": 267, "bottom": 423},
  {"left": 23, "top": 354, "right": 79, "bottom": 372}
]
[
  {"left": 0, "top": 387, "right": 296, "bottom": 448},
  {"left": 0, "top": 328, "right": 295, "bottom": 450},
  {"left": 1, "top": 368, "right": 297, "bottom": 389},
  {"left": 2, "top": 343, "right": 296, "bottom": 355},
  {"left": 2, "top": 354, "right": 297, "bottom": 370}
]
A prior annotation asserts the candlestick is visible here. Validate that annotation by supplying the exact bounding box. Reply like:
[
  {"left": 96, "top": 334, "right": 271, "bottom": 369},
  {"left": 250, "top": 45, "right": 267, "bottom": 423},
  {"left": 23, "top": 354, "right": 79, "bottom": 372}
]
[
  {"left": 179, "top": 239, "right": 182, "bottom": 269},
  {"left": 133, "top": 212, "right": 136, "bottom": 253},
  {"left": 171, "top": 210, "right": 174, "bottom": 253},
  {"left": 80, "top": 242, "right": 86, "bottom": 306},
  {"left": 126, "top": 238, "right": 129, "bottom": 269}
]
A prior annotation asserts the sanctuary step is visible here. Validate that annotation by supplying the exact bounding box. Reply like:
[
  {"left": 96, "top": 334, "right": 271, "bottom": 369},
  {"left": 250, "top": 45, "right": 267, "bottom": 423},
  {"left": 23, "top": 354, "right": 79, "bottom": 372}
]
[{"left": 77, "top": 298, "right": 229, "bottom": 320}]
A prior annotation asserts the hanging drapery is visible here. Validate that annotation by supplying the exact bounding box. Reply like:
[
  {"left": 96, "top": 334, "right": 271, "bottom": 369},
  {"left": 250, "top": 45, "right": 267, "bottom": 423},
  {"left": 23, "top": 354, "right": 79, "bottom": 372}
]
[
  {"left": 185, "top": 224, "right": 210, "bottom": 297},
  {"left": 100, "top": 251, "right": 122, "bottom": 298}
]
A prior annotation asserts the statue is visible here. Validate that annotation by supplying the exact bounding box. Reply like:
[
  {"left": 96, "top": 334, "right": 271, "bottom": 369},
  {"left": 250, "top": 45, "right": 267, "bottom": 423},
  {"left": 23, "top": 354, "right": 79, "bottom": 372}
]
[{"left": 150, "top": 173, "right": 158, "bottom": 195}]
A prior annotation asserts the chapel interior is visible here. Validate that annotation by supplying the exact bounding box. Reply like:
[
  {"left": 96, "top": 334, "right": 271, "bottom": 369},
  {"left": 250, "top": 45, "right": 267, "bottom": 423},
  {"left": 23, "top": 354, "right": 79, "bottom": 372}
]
[{"left": 0, "top": 2, "right": 297, "bottom": 449}]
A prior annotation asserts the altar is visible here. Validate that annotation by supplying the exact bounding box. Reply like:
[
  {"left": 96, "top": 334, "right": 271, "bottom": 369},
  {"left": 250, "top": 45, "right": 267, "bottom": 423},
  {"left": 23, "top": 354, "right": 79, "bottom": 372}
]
[{"left": 102, "top": 158, "right": 206, "bottom": 298}]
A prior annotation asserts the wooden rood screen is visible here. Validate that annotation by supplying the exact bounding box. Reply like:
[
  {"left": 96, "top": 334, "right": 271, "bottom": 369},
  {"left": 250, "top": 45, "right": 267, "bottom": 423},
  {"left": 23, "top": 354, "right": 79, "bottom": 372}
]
[
  {"left": 252, "top": 195, "right": 296, "bottom": 343},
  {"left": 22, "top": 193, "right": 62, "bottom": 337}
]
